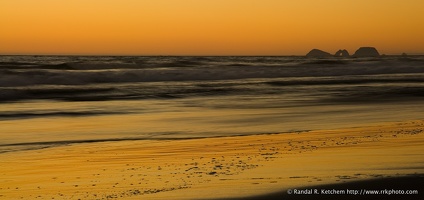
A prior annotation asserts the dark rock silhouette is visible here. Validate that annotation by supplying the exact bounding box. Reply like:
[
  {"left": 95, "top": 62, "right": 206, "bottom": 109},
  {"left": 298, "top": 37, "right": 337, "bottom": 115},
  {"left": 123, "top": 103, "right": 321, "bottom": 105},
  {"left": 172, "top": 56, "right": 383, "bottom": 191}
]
[
  {"left": 401, "top": 53, "right": 408, "bottom": 57},
  {"left": 306, "top": 49, "right": 332, "bottom": 57},
  {"left": 335, "top": 49, "right": 350, "bottom": 57},
  {"left": 353, "top": 47, "right": 380, "bottom": 57}
]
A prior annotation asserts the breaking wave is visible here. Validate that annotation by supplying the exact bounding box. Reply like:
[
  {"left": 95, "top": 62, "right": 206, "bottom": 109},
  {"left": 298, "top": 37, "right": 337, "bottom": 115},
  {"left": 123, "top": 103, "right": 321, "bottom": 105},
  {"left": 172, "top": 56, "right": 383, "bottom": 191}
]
[{"left": 1, "top": 55, "right": 424, "bottom": 102}]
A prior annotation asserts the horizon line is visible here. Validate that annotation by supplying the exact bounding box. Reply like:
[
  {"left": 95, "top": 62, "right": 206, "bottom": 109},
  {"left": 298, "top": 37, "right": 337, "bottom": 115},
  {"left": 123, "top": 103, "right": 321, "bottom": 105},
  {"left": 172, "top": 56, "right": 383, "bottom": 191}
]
[{"left": 1, "top": 53, "right": 424, "bottom": 57}]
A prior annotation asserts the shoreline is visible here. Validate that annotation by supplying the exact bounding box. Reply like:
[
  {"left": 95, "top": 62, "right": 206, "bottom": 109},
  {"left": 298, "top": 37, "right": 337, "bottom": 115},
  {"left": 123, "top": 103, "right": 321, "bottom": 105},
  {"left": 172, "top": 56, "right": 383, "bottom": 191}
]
[{"left": 1, "top": 120, "right": 423, "bottom": 199}]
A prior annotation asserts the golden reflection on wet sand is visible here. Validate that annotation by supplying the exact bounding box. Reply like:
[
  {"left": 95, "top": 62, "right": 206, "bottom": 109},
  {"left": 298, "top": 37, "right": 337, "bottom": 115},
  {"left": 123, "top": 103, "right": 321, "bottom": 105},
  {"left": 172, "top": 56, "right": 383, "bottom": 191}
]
[{"left": 0, "top": 120, "right": 423, "bottom": 199}]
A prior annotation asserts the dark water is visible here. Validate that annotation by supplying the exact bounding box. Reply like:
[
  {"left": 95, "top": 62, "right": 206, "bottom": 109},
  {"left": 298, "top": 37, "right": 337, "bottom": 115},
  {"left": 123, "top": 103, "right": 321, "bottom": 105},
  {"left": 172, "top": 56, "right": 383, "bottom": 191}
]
[{"left": 1, "top": 56, "right": 424, "bottom": 153}]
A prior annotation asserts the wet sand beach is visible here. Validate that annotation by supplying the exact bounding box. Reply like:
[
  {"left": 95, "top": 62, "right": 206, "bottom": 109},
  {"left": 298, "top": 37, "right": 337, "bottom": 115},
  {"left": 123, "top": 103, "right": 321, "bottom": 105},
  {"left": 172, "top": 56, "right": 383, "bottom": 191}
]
[
  {"left": 1, "top": 120, "right": 423, "bottom": 199},
  {"left": 231, "top": 175, "right": 423, "bottom": 200}
]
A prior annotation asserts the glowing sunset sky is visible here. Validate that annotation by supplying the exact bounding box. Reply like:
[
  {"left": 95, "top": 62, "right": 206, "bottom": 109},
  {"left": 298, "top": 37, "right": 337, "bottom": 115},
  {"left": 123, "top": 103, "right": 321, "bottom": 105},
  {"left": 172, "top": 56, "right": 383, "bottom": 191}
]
[{"left": 1, "top": 0, "right": 423, "bottom": 55}]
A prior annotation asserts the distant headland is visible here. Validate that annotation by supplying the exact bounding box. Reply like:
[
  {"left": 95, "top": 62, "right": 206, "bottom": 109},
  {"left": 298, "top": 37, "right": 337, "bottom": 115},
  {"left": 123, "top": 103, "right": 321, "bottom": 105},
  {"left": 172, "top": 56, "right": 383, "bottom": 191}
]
[{"left": 306, "top": 47, "right": 380, "bottom": 57}]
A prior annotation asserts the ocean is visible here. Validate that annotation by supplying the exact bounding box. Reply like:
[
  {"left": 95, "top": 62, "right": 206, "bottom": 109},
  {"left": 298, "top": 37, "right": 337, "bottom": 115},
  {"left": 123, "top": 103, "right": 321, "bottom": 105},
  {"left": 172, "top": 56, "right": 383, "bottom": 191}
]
[{"left": 1, "top": 55, "right": 424, "bottom": 153}]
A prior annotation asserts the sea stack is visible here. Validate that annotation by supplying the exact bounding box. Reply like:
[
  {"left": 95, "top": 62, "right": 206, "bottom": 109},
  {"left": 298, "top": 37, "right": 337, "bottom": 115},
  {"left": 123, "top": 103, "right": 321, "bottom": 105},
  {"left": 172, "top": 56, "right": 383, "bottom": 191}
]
[
  {"left": 306, "top": 49, "right": 332, "bottom": 57},
  {"left": 353, "top": 47, "right": 380, "bottom": 57},
  {"left": 335, "top": 49, "right": 350, "bottom": 57}
]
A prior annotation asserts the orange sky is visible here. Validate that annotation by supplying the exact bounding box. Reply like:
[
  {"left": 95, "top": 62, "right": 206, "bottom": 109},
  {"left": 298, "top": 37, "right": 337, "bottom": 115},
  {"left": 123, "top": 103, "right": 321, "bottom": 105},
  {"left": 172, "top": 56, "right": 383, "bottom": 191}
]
[{"left": 1, "top": 0, "right": 423, "bottom": 55}]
